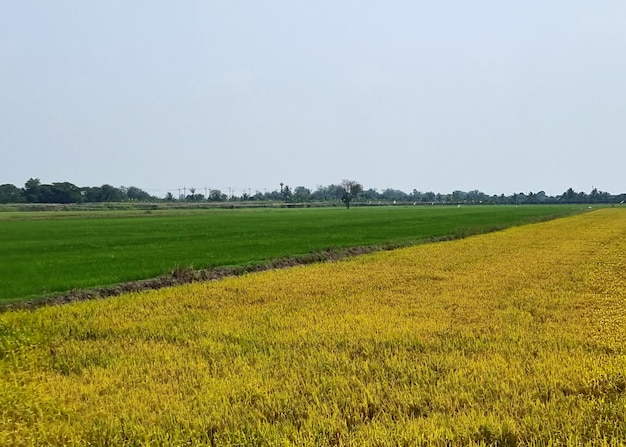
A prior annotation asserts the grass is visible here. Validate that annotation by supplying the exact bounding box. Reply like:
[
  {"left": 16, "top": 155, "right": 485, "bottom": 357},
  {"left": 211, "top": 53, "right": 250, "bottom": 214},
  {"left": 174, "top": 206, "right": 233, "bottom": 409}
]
[
  {"left": 0, "top": 209, "right": 624, "bottom": 446},
  {"left": 0, "top": 205, "right": 584, "bottom": 303}
]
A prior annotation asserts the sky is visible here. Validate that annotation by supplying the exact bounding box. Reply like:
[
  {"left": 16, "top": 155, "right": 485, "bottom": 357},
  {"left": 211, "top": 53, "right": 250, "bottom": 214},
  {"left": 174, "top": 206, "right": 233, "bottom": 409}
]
[{"left": 1, "top": 1, "right": 625, "bottom": 197}]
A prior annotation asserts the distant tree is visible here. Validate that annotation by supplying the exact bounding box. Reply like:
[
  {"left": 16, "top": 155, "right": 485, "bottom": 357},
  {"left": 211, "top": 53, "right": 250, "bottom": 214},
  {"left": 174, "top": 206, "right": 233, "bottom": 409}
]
[
  {"left": 309, "top": 186, "right": 325, "bottom": 201},
  {"left": 282, "top": 185, "right": 293, "bottom": 202},
  {"left": 410, "top": 189, "right": 423, "bottom": 202},
  {"left": 423, "top": 191, "right": 436, "bottom": 203},
  {"left": 165, "top": 192, "right": 174, "bottom": 201},
  {"left": 98, "top": 184, "right": 125, "bottom": 202},
  {"left": 186, "top": 192, "right": 204, "bottom": 201},
  {"left": 560, "top": 187, "right": 586, "bottom": 204},
  {"left": 24, "top": 178, "right": 42, "bottom": 202},
  {"left": 293, "top": 186, "right": 311, "bottom": 203},
  {"left": 362, "top": 188, "right": 381, "bottom": 201},
  {"left": 561, "top": 188, "right": 575, "bottom": 203},
  {"left": 597, "top": 190, "right": 612, "bottom": 203},
  {"left": 21, "top": 179, "right": 83, "bottom": 203},
  {"left": 126, "top": 186, "right": 152, "bottom": 201},
  {"left": 466, "top": 189, "right": 488, "bottom": 204},
  {"left": 81, "top": 186, "right": 102, "bottom": 202},
  {"left": 208, "top": 189, "right": 226, "bottom": 202},
  {"left": 451, "top": 190, "right": 467, "bottom": 203},
  {"left": 381, "top": 188, "right": 408, "bottom": 202},
  {"left": 264, "top": 190, "right": 282, "bottom": 201},
  {"left": 514, "top": 192, "right": 528, "bottom": 204},
  {"left": 317, "top": 184, "right": 346, "bottom": 201},
  {"left": 340, "top": 179, "right": 363, "bottom": 209},
  {"left": 0, "top": 184, "right": 24, "bottom": 203},
  {"left": 536, "top": 191, "right": 548, "bottom": 203},
  {"left": 187, "top": 187, "right": 196, "bottom": 201},
  {"left": 46, "top": 182, "right": 83, "bottom": 203}
]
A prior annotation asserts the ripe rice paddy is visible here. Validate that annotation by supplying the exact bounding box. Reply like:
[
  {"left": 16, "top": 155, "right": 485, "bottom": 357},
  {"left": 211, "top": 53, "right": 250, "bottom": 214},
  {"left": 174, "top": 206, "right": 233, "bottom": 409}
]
[{"left": 1, "top": 208, "right": 624, "bottom": 445}]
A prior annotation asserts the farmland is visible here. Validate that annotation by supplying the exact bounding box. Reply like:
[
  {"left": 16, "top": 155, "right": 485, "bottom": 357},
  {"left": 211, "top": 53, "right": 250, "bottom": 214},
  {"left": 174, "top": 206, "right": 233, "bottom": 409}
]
[
  {"left": 1, "top": 208, "right": 624, "bottom": 445},
  {"left": 0, "top": 205, "right": 583, "bottom": 303}
]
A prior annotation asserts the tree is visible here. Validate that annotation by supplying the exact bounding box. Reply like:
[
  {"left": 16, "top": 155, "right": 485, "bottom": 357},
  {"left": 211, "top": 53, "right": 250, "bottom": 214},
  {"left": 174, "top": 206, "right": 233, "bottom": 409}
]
[
  {"left": 293, "top": 186, "right": 311, "bottom": 203},
  {"left": 126, "top": 186, "right": 152, "bottom": 201},
  {"left": 0, "top": 184, "right": 24, "bottom": 203},
  {"left": 423, "top": 191, "right": 436, "bottom": 203},
  {"left": 451, "top": 190, "right": 467, "bottom": 203},
  {"left": 282, "top": 185, "right": 293, "bottom": 202},
  {"left": 24, "top": 178, "right": 42, "bottom": 202},
  {"left": 208, "top": 189, "right": 226, "bottom": 202},
  {"left": 536, "top": 191, "right": 548, "bottom": 203},
  {"left": 312, "top": 184, "right": 345, "bottom": 201},
  {"left": 47, "top": 182, "right": 83, "bottom": 203},
  {"left": 561, "top": 188, "right": 579, "bottom": 203},
  {"left": 82, "top": 186, "right": 102, "bottom": 202},
  {"left": 362, "top": 188, "right": 381, "bottom": 201},
  {"left": 187, "top": 187, "right": 196, "bottom": 201},
  {"left": 381, "top": 188, "right": 408, "bottom": 202},
  {"left": 98, "top": 184, "right": 124, "bottom": 202},
  {"left": 340, "top": 179, "right": 363, "bottom": 209}
]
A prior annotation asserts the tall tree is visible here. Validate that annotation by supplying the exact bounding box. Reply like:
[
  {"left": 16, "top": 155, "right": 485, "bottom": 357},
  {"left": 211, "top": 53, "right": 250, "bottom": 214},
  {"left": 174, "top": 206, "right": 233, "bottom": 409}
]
[
  {"left": 561, "top": 188, "right": 580, "bottom": 203},
  {"left": 282, "top": 185, "right": 293, "bottom": 202},
  {"left": 340, "top": 179, "right": 363, "bottom": 209},
  {"left": 24, "top": 178, "right": 42, "bottom": 202}
]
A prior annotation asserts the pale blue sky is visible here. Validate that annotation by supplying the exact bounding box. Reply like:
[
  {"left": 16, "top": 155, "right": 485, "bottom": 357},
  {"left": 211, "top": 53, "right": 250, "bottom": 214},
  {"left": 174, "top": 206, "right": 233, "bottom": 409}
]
[{"left": 2, "top": 1, "right": 625, "bottom": 197}]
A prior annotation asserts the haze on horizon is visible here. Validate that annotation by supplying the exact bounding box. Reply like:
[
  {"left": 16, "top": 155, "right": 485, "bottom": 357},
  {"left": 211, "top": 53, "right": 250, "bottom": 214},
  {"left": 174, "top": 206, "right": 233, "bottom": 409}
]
[{"left": 2, "top": 1, "right": 625, "bottom": 198}]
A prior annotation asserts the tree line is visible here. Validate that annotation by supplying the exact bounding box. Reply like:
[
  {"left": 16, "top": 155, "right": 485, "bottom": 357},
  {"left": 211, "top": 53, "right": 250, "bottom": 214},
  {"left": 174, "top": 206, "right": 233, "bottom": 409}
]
[
  {"left": 0, "top": 178, "right": 156, "bottom": 204},
  {"left": 1, "top": 178, "right": 624, "bottom": 206}
]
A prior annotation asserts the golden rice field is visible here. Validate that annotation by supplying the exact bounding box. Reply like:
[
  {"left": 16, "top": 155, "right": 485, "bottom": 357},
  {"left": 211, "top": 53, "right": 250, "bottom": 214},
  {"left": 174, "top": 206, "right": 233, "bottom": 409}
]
[{"left": 1, "top": 209, "right": 625, "bottom": 446}]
